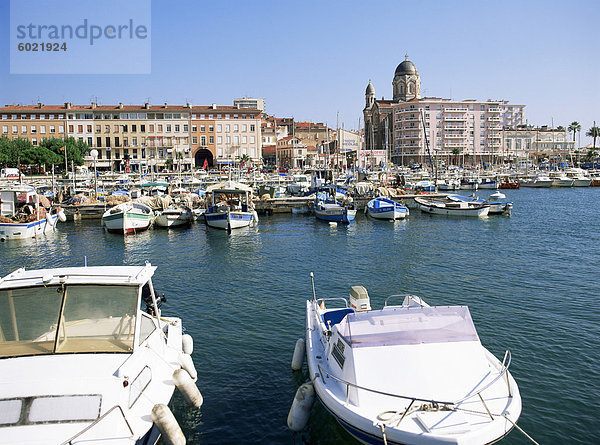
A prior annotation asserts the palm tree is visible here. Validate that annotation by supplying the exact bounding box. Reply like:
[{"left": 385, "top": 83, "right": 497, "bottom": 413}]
[
  {"left": 586, "top": 124, "right": 600, "bottom": 150},
  {"left": 568, "top": 121, "right": 581, "bottom": 144},
  {"left": 556, "top": 125, "right": 565, "bottom": 132}
]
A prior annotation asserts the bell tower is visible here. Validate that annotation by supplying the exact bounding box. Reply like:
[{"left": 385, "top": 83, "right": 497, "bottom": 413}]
[
  {"left": 392, "top": 55, "right": 420, "bottom": 102},
  {"left": 365, "top": 80, "right": 375, "bottom": 109}
]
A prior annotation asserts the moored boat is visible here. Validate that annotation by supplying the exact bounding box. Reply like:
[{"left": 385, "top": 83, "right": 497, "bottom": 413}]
[
  {"left": 0, "top": 263, "right": 202, "bottom": 445},
  {"left": 415, "top": 196, "right": 490, "bottom": 217},
  {"left": 102, "top": 201, "right": 153, "bottom": 234},
  {"left": 154, "top": 205, "right": 193, "bottom": 228},
  {"left": 314, "top": 187, "right": 357, "bottom": 224},
  {"left": 520, "top": 174, "right": 552, "bottom": 188},
  {"left": 447, "top": 193, "right": 513, "bottom": 215},
  {"left": 0, "top": 184, "right": 65, "bottom": 241},
  {"left": 366, "top": 197, "right": 409, "bottom": 220},
  {"left": 203, "top": 181, "right": 258, "bottom": 231},
  {"left": 300, "top": 276, "right": 522, "bottom": 445}
]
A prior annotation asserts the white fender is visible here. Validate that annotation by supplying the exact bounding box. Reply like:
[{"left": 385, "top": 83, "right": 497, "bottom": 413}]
[
  {"left": 173, "top": 368, "right": 203, "bottom": 409},
  {"left": 182, "top": 334, "right": 194, "bottom": 355},
  {"left": 151, "top": 403, "right": 186, "bottom": 445},
  {"left": 178, "top": 352, "right": 197, "bottom": 381},
  {"left": 291, "top": 338, "right": 305, "bottom": 371},
  {"left": 287, "top": 382, "right": 315, "bottom": 432}
]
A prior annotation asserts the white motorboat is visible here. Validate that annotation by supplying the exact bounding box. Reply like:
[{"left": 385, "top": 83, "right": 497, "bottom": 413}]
[
  {"left": 520, "top": 174, "right": 552, "bottom": 188},
  {"left": 301, "top": 277, "right": 522, "bottom": 445},
  {"left": 550, "top": 172, "right": 574, "bottom": 187},
  {"left": 415, "top": 196, "right": 490, "bottom": 217},
  {"left": 366, "top": 197, "right": 409, "bottom": 220},
  {"left": 0, "top": 184, "right": 66, "bottom": 241},
  {"left": 0, "top": 263, "right": 202, "bottom": 445},
  {"left": 203, "top": 181, "right": 258, "bottom": 231},
  {"left": 447, "top": 193, "right": 512, "bottom": 215},
  {"left": 566, "top": 168, "right": 592, "bottom": 187},
  {"left": 102, "top": 202, "right": 153, "bottom": 234},
  {"left": 154, "top": 205, "right": 193, "bottom": 228}
]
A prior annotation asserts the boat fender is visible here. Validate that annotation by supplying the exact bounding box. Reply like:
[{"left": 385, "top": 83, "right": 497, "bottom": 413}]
[
  {"left": 57, "top": 207, "right": 67, "bottom": 222},
  {"left": 182, "top": 334, "right": 194, "bottom": 355},
  {"left": 287, "top": 382, "right": 315, "bottom": 432},
  {"left": 291, "top": 338, "right": 305, "bottom": 371},
  {"left": 178, "top": 352, "right": 198, "bottom": 381},
  {"left": 151, "top": 403, "right": 186, "bottom": 445},
  {"left": 251, "top": 210, "right": 259, "bottom": 225},
  {"left": 172, "top": 368, "right": 203, "bottom": 409}
]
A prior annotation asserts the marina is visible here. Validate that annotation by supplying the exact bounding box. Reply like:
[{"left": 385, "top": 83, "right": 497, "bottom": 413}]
[{"left": 1, "top": 186, "right": 598, "bottom": 444}]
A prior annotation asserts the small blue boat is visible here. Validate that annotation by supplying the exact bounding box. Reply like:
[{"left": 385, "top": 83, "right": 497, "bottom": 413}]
[
  {"left": 366, "top": 197, "right": 409, "bottom": 220},
  {"left": 314, "top": 187, "right": 356, "bottom": 224}
]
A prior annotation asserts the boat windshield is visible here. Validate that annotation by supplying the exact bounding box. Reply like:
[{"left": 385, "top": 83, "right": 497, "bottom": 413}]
[
  {"left": 0, "top": 284, "right": 138, "bottom": 358},
  {"left": 336, "top": 306, "right": 479, "bottom": 348}
]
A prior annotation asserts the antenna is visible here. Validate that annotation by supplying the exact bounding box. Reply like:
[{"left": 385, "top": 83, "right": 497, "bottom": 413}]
[{"left": 310, "top": 272, "right": 316, "bottom": 301}]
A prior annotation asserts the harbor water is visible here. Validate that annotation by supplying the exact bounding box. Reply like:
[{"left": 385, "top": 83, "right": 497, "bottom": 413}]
[{"left": 1, "top": 187, "right": 599, "bottom": 444}]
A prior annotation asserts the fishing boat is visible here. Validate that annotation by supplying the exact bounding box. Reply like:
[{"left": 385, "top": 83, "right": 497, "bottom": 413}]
[
  {"left": 154, "top": 205, "right": 193, "bottom": 228},
  {"left": 0, "top": 184, "right": 66, "bottom": 241},
  {"left": 566, "top": 168, "right": 592, "bottom": 187},
  {"left": 203, "top": 181, "right": 258, "bottom": 231},
  {"left": 478, "top": 177, "right": 498, "bottom": 189},
  {"left": 0, "top": 263, "right": 202, "bottom": 445},
  {"left": 300, "top": 275, "right": 522, "bottom": 445},
  {"left": 314, "top": 187, "right": 357, "bottom": 224},
  {"left": 549, "top": 172, "right": 573, "bottom": 187},
  {"left": 366, "top": 197, "right": 409, "bottom": 220},
  {"left": 447, "top": 193, "right": 512, "bottom": 215},
  {"left": 498, "top": 179, "right": 520, "bottom": 189},
  {"left": 102, "top": 201, "right": 154, "bottom": 234},
  {"left": 414, "top": 196, "right": 490, "bottom": 217},
  {"left": 459, "top": 177, "right": 479, "bottom": 190}
]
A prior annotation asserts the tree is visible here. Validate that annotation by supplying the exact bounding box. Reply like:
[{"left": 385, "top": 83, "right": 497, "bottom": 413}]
[
  {"left": 568, "top": 122, "right": 581, "bottom": 145},
  {"left": 556, "top": 125, "right": 565, "bottom": 132},
  {"left": 452, "top": 148, "right": 461, "bottom": 166},
  {"left": 586, "top": 125, "right": 600, "bottom": 149}
]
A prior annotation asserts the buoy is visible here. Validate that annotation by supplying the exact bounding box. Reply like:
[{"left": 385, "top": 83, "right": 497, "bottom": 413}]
[
  {"left": 182, "top": 334, "right": 194, "bottom": 355},
  {"left": 287, "top": 382, "right": 315, "bottom": 432},
  {"left": 291, "top": 338, "right": 305, "bottom": 371},
  {"left": 151, "top": 403, "right": 186, "bottom": 445},
  {"left": 329, "top": 222, "right": 337, "bottom": 226},
  {"left": 178, "top": 352, "right": 198, "bottom": 381},
  {"left": 173, "top": 368, "right": 203, "bottom": 409}
]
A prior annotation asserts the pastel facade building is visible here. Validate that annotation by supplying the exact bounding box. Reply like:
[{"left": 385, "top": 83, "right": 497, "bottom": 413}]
[
  {"left": 1, "top": 103, "right": 67, "bottom": 146},
  {"left": 364, "top": 57, "right": 527, "bottom": 166}
]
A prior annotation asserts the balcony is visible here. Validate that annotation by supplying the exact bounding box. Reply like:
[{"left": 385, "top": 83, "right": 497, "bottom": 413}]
[
  {"left": 487, "top": 124, "right": 502, "bottom": 130},
  {"left": 487, "top": 107, "right": 501, "bottom": 113},
  {"left": 444, "top": 116, "right": 467, "bottom": 122},
  {"left": 403, "top": 116, "right": 420, "bottom": 122},
  {"left": 444, "top": 134, "right": 466, "bottom": 139},
  {"left": 396, "top": 108, "right": 419, "bottom": 114},
  {"left": 444, "top": 108, "right": 468, "bottom": 113},
  {"left": 444, "top": 125, "right": 466, "bottom": 130},
  {"left": 443, "top": 142, "right": 468, "bottom": 148},
  {"left": 487, "top": 117, "right": 501, "bottom": 122}
]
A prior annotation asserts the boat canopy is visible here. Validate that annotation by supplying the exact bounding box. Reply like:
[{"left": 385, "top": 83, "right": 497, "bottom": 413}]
[
  {"left": 205, "top": 181, "right": 253, "bottom": 194},
  {"left": 336, "top": 306, "right": 479, "bottom": 348}
]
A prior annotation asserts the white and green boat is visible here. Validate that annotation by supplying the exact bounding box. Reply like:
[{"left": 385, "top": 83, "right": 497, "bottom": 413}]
[{"left": 102, "top": 202, "right": 153, "bottom": 234}]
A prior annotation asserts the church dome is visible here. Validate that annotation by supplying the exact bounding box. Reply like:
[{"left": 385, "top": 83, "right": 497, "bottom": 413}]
[
  {"left": 395, "top": 56, "right": 417, "bottom": 75},
  {"left": 365, "top": 80, "right": 375, "bottom": 95}
]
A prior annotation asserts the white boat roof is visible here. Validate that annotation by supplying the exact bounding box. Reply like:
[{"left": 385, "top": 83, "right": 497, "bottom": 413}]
[
  {"left": 336, "top": 306, "right": 479, "bottom": 348},
  {"left": 0, "top": 264, "right": 156, "bottom": 290},
  {"left": 205, "top": 181, "right": 253, "bottom": 193}
]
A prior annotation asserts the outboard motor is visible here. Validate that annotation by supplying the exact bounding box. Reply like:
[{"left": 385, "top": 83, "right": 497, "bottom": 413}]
[
  {"left": 350, "top": 285, "right": 371, "bottom": 312},
  {"left": 141, "top": 283, "right": 167, "bottom": 315}
]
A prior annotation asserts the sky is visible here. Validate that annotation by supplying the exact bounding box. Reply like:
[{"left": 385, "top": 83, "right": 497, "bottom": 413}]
[{"left": 1, "top": 0, "right": 599, "bottom": 145}]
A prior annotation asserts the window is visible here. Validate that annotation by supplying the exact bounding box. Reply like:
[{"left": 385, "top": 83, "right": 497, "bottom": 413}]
[
  {"left": 96, "top": 125, "right": 101, "bottom": 133},
  {"left": 217, "top": 136, "right": 222, "bottom": 144},
  {"left": 140, "top": 125, "right": 145, "bottom": 132},
  {"left": 192, "top": 136, "right": 197, "bottom": 144},
  {"left": 87, "top": 137, "right": 93, "bottom": 146},
  {"left": 157, "top": 124, "right": 163, "bottom": 132},
  {"left": 2, "top": 126, "right": 7, "bottom": 134},
  {"left": 68, "top": 125, "right": 74, "bottom": 132},
  {"left": 242, "top": 136, "right": 247, "bottom": 143},
  {"left": 1, "top": 115, "right": 6, "bottom": 120},
  {"left": 133, "top": 149, "right": 138, "bottom": 159},
  {"left": 234, "top": 124, "right": 239, "bottom": 132},
  {"left": 124, "top": 138, "right": 129, "bottom": 147},
  {"left": 217, "top": 124, "right": 222, "bottom": 132},
  {"left": 209, "top": 125, "right": 214, "bottom": 132},
  {"left": 132, "top": 137, "right": 137, "bottom": 146},
  {"left": 250, "top": 136, "right": 255, "bottom": 143},
  {"left": 97, "top": 137, "right": 102, "bottom": 147},
  {"left": 227, "top": 136, "right": 231, "bottom": 144},
  {"left": 209, "top": 136, "right": 214, "bottom": 144},
  {"left": 149, "top": 124, "right": 154, "bottom": 132},
  {"left": 59, "top": 125, "right": 64, "bottom": 133},
  {"left": 105, "top": 137, "right": 111, "bottom": 147},
  {"left": 12, "top": 125, "right": 17, "bottom": 134},
  {"left": 201, "top": 136, "right": 206, "bottom": 146},
  {"left": 114, "top": 125, "right": 119, "bottom": 132},
  {"left": 115, "top": 137, "right": 120, "bottom": 147},
  {"left": 166, "top": 125, "right": 171, "bottom": 132},
  {"left": 77, "top": 125, "right": 83, "bottom": 133},
  {"left": 175, "top": 125, "right": 180, "bottom": 132},
  {"left": 106, "top": 149, "right": 111, "bottom": 159},
  {"left": 31, "top": 125, "right": 36, "bottom": 134},
  {"left": 200, "top": 125, "right": 206, "bottom": 132},
  {"left": 183, "top": 124, "right": 188, "bottom": 132},
  {"left": 225, "top": 125, "right": 230, "bottom": 132},
  {"left": 242, "top": 124, "right": 247, "bottom": 132},
  {"left": 141, "top": 148, "right": 145, "bottom": 158},
  {"left": 234, "top": 136, "right": 239, "bottom": 145},
  {"left": 250, "top": 124, "right": 255, "bottom": 132},
  {"left": 131, "top": 125, "right": 136, "bottom": 132},
  {"left": 192, "top": 125, "right": 197, "bottom": 132},
  {"left": 122, "top": 125, "right": 128, "bottom": 132},
  {"left": 87, "top": 125, "right": 92, "bottom": 132}
]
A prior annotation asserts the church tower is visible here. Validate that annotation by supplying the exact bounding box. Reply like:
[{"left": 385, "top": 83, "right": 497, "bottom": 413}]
[
  {"left": 365, "top": 80, "right": 375, "bottom": 109},
  {"left": 392, "top": 55, "right": 421, "bottom": 102}
]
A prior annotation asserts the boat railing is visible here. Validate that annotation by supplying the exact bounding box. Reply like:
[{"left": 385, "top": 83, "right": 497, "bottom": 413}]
[
  {"left": 315, "top": 297, "right": 349, "bottom": 308},
  {"left": 60, "top": 404, "right": 134, "bottom": 445},
  {"left": 316, "top": 349, "right": 513, "bottom": 424}
]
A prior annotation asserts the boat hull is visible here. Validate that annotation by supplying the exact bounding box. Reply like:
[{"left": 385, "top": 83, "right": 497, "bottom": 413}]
[
  {"left": 204, "top": 211, "right": 254, "bottom": 230},
  {"left": 314, "top": 208, "right": 357, "bottom": 223},
  {"left": 366, "top": 198, "right": 408, "bottom": 220},
  {"left": 0, "top": 214, "right": 59, "bottom": 240},
  {"left": 154, "top": 213, "right": 192, "bottom": 228},
  {"left": 103, "top": 211, "right": 152, "bottom": 234}
]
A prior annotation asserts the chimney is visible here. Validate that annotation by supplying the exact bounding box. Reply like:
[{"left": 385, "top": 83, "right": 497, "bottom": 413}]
[
  {"left": 65, "top": 102, "right": 72, "bottom": 110},
  {"left": 211, "top": 103, "right": 216, "bottom": 110},
  {"left": 144, "top": 102, "right": 149, "bottom": 109},
  {"left": 91, "top": 102, "right": 97, "bottom": 109},
  {"left": 118, "top": 103, "right": 123, "bottom": 109}
]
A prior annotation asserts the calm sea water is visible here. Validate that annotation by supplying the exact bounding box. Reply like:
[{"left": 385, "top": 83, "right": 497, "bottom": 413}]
[{"left": 2, "top": 188, "right": 599, "bottom": 444}]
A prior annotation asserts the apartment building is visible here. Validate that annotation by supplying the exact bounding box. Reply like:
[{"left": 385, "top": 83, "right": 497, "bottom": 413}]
[{"left": 0, "top": 103, "right": 67, "bottom": 146}]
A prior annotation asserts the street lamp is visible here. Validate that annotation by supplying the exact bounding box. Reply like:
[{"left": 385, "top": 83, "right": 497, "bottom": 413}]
[{"left": 90, "top": 149, "right": 98, "bottom": 199}]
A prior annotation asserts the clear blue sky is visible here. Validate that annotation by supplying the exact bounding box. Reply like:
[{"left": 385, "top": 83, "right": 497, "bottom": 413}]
[{"left": 1, "top": 0, "right": 598, "bottom": 144}]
